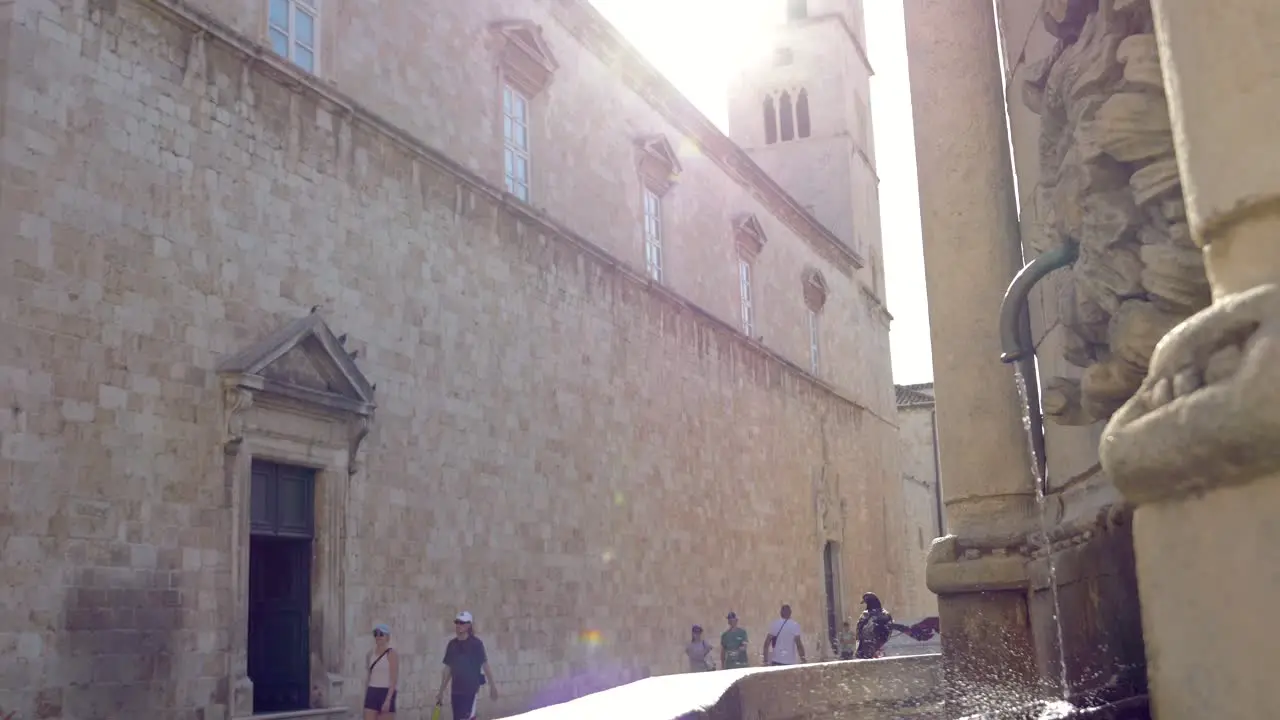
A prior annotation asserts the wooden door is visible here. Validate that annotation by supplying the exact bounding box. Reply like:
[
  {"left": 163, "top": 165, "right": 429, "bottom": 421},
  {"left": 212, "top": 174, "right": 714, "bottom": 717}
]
[{"left": 247, "top": 460, "right": 316, "bottom": 713}]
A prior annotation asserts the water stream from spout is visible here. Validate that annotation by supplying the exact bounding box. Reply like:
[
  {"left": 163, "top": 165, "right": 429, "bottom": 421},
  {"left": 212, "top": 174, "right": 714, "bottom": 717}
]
[{"left": 1013, "top": 365, "right": 1070, "bottom": 702}]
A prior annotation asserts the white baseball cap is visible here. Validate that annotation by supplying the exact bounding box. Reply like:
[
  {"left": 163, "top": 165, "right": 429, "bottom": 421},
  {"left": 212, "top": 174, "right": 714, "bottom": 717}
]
[{"left": 455, "top": 611, "right": 474, "bottom": 623}]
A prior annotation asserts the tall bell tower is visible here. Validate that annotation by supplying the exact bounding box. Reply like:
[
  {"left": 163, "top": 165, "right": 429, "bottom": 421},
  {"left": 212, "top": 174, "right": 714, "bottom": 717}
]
[{"left": 726, "top": 0, "right": 883, "bottom": 298}]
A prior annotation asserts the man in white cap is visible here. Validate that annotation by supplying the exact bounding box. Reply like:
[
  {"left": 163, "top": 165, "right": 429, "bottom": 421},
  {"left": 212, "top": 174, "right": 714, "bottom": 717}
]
[{"left": 435, "top": 611, "right": 497, "bottom": 720}]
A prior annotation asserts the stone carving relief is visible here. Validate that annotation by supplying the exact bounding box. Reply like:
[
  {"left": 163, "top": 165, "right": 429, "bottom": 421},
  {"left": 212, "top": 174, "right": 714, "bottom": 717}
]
[
  {"left": 1102, "top": 283, "right": 1280, "bottom": 505},
  {"left": 1024, "top": 0, "right": 1211, "bottom": 425},
  {"left": 813, "top": 466, "right": 837, "bottom": 537},
  {"left": 262, "top": 341, "right": 342, "bottom": 392},
  {"left": 223, "top": 386, "right": 254, "bottom": 455}
]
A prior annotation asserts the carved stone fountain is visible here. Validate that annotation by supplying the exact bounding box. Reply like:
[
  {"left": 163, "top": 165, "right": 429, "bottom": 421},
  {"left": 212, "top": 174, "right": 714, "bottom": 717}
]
[{"left": 906, "top": 0, "right": 1280, "bottom": 717}]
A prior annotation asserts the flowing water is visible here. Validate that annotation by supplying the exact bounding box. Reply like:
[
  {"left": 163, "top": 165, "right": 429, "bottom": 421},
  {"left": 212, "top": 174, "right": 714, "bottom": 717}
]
[{"left": 1013, "top": 365, "right": 1071, "bottom": 701}]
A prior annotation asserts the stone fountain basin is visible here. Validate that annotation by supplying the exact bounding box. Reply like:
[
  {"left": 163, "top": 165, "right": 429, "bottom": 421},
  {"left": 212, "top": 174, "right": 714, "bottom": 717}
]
[{"left": 505, "top": 654, "right": 945, "bottom": 719}]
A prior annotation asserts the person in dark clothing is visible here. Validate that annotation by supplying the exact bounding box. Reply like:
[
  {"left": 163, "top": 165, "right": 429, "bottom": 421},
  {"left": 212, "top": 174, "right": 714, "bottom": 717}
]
[
  {"left": 435, "top": 611, "right": 498, "bottom": 720},
  {"left": 854, "top": 592, "right": 894, "bottom": 659}
]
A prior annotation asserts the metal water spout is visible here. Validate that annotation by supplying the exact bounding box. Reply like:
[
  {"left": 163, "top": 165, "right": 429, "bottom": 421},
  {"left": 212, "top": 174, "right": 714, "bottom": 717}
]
[
  {"left": 999, "top": 242, "right": 1080, "bottom": 364},
  {"left": 997, "top": 242, "right": 1079, "bottom": 488}
]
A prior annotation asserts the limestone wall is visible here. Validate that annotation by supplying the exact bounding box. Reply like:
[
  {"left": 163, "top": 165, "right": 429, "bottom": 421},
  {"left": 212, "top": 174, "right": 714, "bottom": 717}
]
[
  {"left": 162, "top": 0, "right": 897, "bottom": 418},
  {"left": 895, "top": 391, "right": 940, "bottom": 620},
  {"left": 0, "top": 0, "right": 904, "bottom": 717}
]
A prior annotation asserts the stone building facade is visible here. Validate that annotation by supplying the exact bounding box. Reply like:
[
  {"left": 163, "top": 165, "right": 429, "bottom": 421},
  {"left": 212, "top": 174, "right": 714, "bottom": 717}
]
[
  {"left": 726, "top": 0, "right": 885, "bottom": 303},
  {"left": 894, "top": 383, "right": 942, "bottom": 620},
  {"left": 0, "top": 0, "right": 902, "bottom": 718}
]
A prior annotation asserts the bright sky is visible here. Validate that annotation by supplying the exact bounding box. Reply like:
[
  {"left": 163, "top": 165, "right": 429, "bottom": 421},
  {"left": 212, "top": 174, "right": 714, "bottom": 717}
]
[{"left": 590, "top": 0, "right": 933, "bottom": 385}]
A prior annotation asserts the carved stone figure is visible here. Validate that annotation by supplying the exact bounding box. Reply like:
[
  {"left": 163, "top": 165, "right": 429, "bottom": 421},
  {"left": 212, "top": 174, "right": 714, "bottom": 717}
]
[
  {"left": 815, "top": 467, "right": 833, "bottom": 535},
  {"left": 1024, "top": 0, "right": 1211, "bottom": 425},
  {"left": 1102, "top": 283, "right": 1280, "bottom": 502}
]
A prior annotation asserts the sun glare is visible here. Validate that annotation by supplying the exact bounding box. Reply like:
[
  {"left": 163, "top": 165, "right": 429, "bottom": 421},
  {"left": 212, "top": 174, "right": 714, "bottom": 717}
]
[
  {"left": 591, "top": 0, "right": 778, "bottom": 127},
  {"left": 593, "top": 0, "right": 936, "bottom": 384}
]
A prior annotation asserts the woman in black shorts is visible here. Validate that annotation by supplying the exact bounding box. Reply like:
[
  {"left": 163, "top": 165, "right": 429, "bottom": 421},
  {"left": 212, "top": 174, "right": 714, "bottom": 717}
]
[{"left": 364, "top": 623, "right": 398, "bottom": 719}]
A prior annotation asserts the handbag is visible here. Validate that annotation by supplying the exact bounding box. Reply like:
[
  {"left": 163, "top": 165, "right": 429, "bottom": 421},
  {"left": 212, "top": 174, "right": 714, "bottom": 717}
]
[{"left": 769, "top": 618, "right": 788, "bottom": 649}]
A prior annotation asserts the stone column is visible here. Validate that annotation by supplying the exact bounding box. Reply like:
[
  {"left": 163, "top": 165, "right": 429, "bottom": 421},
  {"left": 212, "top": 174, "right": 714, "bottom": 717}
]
[
  {"left": 903, "top": 0, "right": 1040, "bottom": 704},
  {"left": 1101, "top": 2, "right": 1280, "bottom": 718}
]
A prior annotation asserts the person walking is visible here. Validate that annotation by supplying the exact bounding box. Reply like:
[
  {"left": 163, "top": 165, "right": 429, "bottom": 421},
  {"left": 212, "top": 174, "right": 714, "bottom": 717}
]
[
  {"left": 854, "top": 592, "right": 894, "bottom": 659},
  {"left": 363, "top": 623, "right": 398, "bottom": 719},
  {"left": 435, "top": 611, "right": 498, "bottom": 720},
  {"left": 720, "top": 612, "right": 749, "bottom": 670},
  {"left": 684, "top": 625, "right": 715, "bottom": 672},
  {"left": 762, "top": 604, "right": 806, "bottom": 666}
]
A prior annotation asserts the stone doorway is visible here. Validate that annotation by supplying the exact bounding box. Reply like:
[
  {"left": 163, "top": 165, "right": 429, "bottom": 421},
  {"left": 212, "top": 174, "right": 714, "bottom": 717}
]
[
  {"left": 247, "top": 460, "right": 317, "bottom": 713},
  {"left": 217, "top": 311, "right": 377, "bottom": 717},
  {"left": 823, "top": 540, "right": 841, "bottom": 654}
]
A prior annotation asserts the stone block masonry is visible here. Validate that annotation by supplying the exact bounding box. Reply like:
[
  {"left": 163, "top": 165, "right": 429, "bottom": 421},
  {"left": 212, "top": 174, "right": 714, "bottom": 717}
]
[{"left": 0, "top": 0, "right": 905, "bottom": 718}]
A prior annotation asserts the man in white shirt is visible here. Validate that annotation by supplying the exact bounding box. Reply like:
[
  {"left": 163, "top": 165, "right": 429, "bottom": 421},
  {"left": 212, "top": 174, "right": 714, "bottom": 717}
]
[{"left": 762, "top": 604, "right": 807, "bottom": 666}]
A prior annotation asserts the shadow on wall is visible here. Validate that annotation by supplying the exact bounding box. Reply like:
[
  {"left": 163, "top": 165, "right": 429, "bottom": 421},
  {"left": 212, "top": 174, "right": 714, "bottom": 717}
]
[{"left": 58, "top": 565, "right": 183, "bottom": 718}]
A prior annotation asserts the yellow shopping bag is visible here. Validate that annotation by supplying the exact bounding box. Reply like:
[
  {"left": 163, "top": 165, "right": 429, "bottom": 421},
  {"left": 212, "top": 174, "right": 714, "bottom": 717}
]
[{"left": 430, "top": 702, "right": 442, "bottom": 720}]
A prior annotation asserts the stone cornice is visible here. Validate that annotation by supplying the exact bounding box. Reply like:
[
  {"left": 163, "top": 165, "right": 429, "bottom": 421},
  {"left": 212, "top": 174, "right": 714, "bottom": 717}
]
[
  {"left": 125, "top": 0, "right": 896, "bottom": 431},
  {"left": 551, "top": 0, "right": 866, "bottom": 275},
  {"left": 733, "top": 213, "right": 768, "bottom": 259},
  {"left": 926, "top": 536, "right": 1029, "bottom": 594},
  {"left": 496, "top": 196, "right": 898, "bottom": 430},
  {"left": 489, "top": 19, "right": 559, "bottom": 98},
  {"left": 861, "top": 285, "right": 892, "bottom": 324},
  {"left": 634, "top": 134, "right": 683, "bottom": 195}
]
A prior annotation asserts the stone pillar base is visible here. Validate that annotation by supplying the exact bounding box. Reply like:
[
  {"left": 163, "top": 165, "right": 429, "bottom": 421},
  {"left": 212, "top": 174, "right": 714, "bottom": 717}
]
[
  {"left": 1027, "top": 512, "right": 1147, "bottom": 707},
  {"left": 927, "top": 537, "right": 1040, "bottom": 713}
]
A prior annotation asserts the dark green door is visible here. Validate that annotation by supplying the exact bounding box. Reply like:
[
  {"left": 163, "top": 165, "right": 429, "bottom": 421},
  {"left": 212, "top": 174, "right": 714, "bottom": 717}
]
[{"left": 247, "top": 460, "right": 316, "bottom": 713}]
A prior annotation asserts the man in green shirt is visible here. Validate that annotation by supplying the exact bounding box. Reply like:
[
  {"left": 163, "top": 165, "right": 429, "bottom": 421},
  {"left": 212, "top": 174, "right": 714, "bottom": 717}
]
[{"left": 720, "top": 611, "right": 749, "bottom": 669}]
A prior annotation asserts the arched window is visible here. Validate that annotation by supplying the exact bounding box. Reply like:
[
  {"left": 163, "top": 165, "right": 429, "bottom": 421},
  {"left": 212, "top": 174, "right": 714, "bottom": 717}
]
[
  {"left": 763, "top": 95, "right": 778, "bottom": 145},
  {"left": 796, "top": 89, "right": 811, "bottom": 139},
  {"left": 779, "top": 91, "right": 795, "bottom": 142}
]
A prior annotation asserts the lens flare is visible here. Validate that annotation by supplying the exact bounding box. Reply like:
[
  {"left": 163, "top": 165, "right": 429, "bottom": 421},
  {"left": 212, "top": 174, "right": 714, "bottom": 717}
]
[{"left": 577, "top": 629, "right": 605, "bottom": 646}]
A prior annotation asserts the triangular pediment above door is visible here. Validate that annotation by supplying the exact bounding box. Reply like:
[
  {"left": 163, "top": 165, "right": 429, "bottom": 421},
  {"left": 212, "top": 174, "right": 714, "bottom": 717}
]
[{"left": 217, "top": 310, "right": 376, "bottom": 416}]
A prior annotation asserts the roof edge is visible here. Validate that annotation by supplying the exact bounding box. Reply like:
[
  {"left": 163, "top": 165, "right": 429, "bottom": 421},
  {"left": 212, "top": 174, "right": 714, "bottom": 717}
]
[{"left": 553, "top": 0, "right": 866, "bottom": 275}]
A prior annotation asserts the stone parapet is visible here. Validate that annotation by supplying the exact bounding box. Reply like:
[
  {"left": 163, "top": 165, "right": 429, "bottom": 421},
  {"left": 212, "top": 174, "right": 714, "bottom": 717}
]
[{"left": 507, "top": 655, "right": 945, "bottom": 720}]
